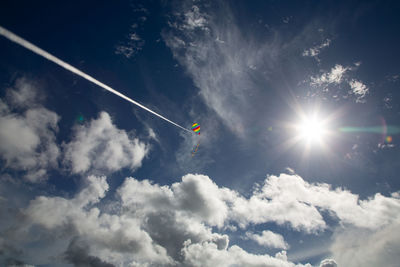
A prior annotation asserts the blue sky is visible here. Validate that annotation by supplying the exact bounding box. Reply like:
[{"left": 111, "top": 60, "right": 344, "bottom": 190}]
[{"left": 0, "top": 1, "right": 400, "bottom": 266}]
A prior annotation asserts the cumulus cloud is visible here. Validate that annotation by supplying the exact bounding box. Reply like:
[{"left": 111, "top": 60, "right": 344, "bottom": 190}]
[
  {"left": 117, "top": 173, "right": 400, "bottom": 236},
  {"left": 64, "top": 238, "right": 115, "bottom": 267},
  {"left": 330, "top": 220, "right": 400, "bottom": 267},
  {"left": 118, "top": 174, "right": 231, "bottom": 227},
  {"left": 230, "top": 185, "right": 326, "bottom": 232},
  {"left": 117, "top": 174, "right": 233, "bottom": 261},
  {"left": 250, "top": 174, "right": 400, "bottom": 230},
  {"left": 64, "top": 112, "right": 148, "bottom": 174},
  {"left": 25, "top": 175, "right": 172, "bottom": 266},
  {"left": 6, "top": 174, "right": 314, "bottom": 266},
  {"left": 19, "top": 174, "right": 231, "bottom": 265},
  {"left": 182, "top": 241, "right": 311, "bottom": 267},
  {"left": 245, "top": 230, "right": 289, "bottom": 249},
  {"left": 0, "top": 78, "right": 60, "bottom": 182},
  {"left": 3, "top": 172, "right": 400, "bottom": 265}
]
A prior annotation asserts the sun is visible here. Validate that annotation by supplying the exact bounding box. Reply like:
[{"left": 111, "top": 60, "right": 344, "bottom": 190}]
[
  {"left": 280, "top": 104, "right": 337, "bottom": 156},
  {"left": 297, "top": 116, "right": 326, "bottom": 143}
]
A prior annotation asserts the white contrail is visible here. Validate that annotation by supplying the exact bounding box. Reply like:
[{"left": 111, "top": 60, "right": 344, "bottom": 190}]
[{"left": 0, "top": 26, "right": 192, "bottom": 134}]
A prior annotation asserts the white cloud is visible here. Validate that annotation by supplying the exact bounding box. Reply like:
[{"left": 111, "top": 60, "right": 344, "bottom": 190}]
[
  {"left": 119, "top": 173, "right": 400, "bottom": 241},
  {"left": 7, "top": 173, "right": 314, "bottom": 266},
  {"left": 163, "top": 3, "right": 279, "bottom": 135},
  {"left": 349, "top": 79, "right": 368, "bottom": 102},
  {"left": 115, "top": 27, "right": 145, "bottom": 59},
  {"left": 182, "top": 241, "right": 311, "bottom": 267},
  {"left": 183, "top": 5, "right": 209, "bottom": 31},
  {"left": 119, "top": 174, "right": 230, "bottom": 227},
  {"left": 245, "top": 230, "right": 289, "bottom": 249},
  {"left": 229, "top": 174, "right": 400, "bottom": 232},
  {"left": 319, "top": 258, "right": 337, "bottom": 267},
  {"left": 330, "top": 220, "right": 400, "bottom": 267},
  {"left": 63, "top": 238, "right": 115, "bottom": 267},
  {"left": 255, "top": 174, "right": 400, "bottom": 230},
  {"left": 5, "top": 78, "right": 43, "bottom": 108},
  {"left": 115, "top": 5, "right": 148, "bottom": 59},
  {"left": 64, "top": 112, "right": 148, "bottom": 174},
  {"left": 25, "top": 175, "right": 173, "bottom": 266},
  {"left": 310, "top": 64, "right": 369, "bottom": 103},
  {"left": 115, "top": 40, "right": 144, "bottom": 59},
  {"left": 172, "top": 174, "right": 230, "bottom": 227},
  {"left": 230, "top": 184, "right": 326, "bottom": 232},
  {"left": 0, "top": 79, "right": 60, "bottom": 182},
  {"left": 302, "top": 39, "right": 331, "bottom": 59},
  {"left": 311, "top": 64, "right": 349, "bottom": 86},
  {"left": 147, "top": 127, "right": 158, "bottom": 142},
  {"left": 4, "top": 172, "right": 400, "bottom": 265},
  {"left": 115, "top": 45, "right": 135, "bottom": 58}
]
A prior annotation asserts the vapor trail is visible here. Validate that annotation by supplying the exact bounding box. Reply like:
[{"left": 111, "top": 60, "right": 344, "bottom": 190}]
[{"left": 0, "top": 26, "right": 192, "bottom": 133}]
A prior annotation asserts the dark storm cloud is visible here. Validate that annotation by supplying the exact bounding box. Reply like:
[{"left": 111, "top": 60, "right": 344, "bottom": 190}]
[
  {"left": 0, "top": 242, "right": 30, "bottom": 267},
  {"left": 4, "top": 258, "right": 34, "bottom": 267},
  {"left": 64, "top": 238, "right": 115, "bottom": 267},
  {"left": 144, "top": 211, "right": 209, "bottom": 261}
]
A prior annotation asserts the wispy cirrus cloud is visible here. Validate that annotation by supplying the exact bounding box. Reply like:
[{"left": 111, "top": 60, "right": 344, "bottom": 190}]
[{"left": 163, "top": 2, "right": 279, "bottom": 135}]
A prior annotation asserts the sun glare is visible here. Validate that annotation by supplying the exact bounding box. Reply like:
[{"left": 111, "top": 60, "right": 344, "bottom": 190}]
[
  {"left": 280, "top": 104, "right": 337, "bottom": 156},
  {"left": 298, "top": 117, "right": 325, "bottom": 142}
]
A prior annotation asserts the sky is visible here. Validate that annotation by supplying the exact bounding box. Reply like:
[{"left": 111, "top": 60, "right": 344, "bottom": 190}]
[{"left": 0, "top": 0, "right": 400, "bottom": 266}]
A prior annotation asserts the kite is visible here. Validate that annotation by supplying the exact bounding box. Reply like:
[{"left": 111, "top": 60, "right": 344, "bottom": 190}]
[
  {"left": 192, "top": 123, "right": 201, "bottom": 135},
  {"left": 191, "top": 123, "right": 201, "bottom": 157}
]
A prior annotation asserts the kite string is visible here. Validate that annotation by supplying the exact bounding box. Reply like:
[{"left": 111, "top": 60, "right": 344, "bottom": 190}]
[
  {"left": 191, "top": 139, "right": 201, "bottom": 157},
  {"left": 0, "top": 25, "right": 192, "bottom": 134}
]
